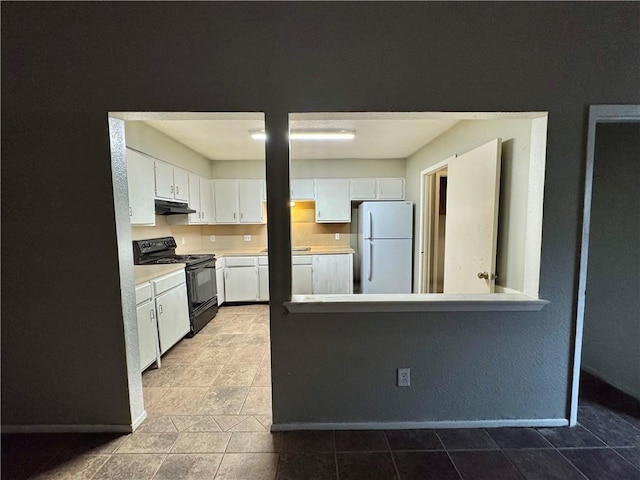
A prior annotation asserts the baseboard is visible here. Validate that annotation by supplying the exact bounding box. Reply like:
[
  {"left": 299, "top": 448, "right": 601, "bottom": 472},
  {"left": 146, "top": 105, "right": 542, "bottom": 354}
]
[
  {"left": 581, "top": 364, "right": 640, "bottom": 400},
  {"left": 131, "top": 410, "right": 148, "bottom": 431},
  {"left": 271, "top": 418, "right": 569, "bottom": 431},
  {"left": 1, "top": 421, "right": 141, "bottom": 434}
]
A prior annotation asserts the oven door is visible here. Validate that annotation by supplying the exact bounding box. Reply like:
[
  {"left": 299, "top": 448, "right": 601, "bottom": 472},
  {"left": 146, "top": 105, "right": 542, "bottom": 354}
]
[{"left": 186, "top": 259, "right": 217, "bottom": 313}]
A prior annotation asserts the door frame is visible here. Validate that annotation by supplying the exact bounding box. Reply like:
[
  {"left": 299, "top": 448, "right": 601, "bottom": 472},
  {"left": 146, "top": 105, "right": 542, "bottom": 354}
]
[
  {"left": 417, "top": 157, "right": 452, "bottom": 293},
  {"left": 570, "top": 104, "right": 640, "bottom": 426}
]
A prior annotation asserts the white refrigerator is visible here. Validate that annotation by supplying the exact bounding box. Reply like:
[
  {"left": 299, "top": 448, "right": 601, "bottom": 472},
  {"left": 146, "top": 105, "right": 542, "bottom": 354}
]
[{"left": 358, "top": 201, "right": 413, "bottom": 294}]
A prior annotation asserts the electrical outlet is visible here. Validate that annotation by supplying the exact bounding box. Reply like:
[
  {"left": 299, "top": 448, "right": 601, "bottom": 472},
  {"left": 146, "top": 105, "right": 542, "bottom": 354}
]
[
  {"left": 397, "top": 368, "right": 410, "bottom": 387},
  {"left": 335, "top": 233, "right": 340, "bottom": 240},
  {"left": 209, "top": 235, "right": 216, "bottom": 242},
  {"left": 244, "top": 235, "right": 252, "bottom": 242},
  {"left": 181, "top": 236, "right": 186, "bottom": 245}
]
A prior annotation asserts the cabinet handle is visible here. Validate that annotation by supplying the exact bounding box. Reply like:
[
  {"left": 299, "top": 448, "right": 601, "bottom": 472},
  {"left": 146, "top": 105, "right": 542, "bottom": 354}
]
[
  {"left": 129, "top": 207, "right": 132, "bottom": 217},
  {"left": 318, "top": 210, "right": 321, "bottom": 218},
  {"left": 159, "top": 304, "right": 163, "bottom": 314},
  {"left": 176, "top": 186, "right": 180, "bottom": 194},
  {"left": 368, "top": 240, "right": 373, "bottom": 281},
  {"left": 150, "top": 309, "right": 155, "bottom": 321},
  {"left": 240, "top": 212, "right": 244, "bottom": 220},
  {"left": 233, "top": 212, "right": 237, "bottom": 219},
  {"left": 170, "top": 185, "right": 174, "bottom": 193}
]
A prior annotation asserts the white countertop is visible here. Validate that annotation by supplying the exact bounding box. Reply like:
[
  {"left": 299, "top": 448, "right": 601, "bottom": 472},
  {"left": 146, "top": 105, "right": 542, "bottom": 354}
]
[{"left": 191, "top": 246, "right": 355, "bottom": 257}]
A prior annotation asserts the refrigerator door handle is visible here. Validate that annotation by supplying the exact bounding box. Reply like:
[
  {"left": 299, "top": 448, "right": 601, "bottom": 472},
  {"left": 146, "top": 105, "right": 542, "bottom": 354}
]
[
  {"left": 369, "top": 211, "right": 373, "bottom": 238},
  {"left": 368, "top": 240, "right": 373, "bottom": 281}
]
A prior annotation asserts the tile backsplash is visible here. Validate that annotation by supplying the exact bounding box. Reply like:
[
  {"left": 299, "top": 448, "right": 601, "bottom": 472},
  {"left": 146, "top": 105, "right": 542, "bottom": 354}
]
[{"left": 132, "top": 202, "right": 351, "bottom": 253}]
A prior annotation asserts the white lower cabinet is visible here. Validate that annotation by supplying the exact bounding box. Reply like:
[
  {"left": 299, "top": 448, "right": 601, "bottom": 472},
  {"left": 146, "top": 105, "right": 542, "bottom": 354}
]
[
  {"left": 312, "top": 254, "right": 354, "bottom": 294},
  {"left": 135, "top": 282, "right": 159, "bottom": 372},
  {"left": 258, "top": 256, "right": 269, "bottom": 301},
  {"left": 292, "top": 256, "right": 313, "bottom": 294},
  {"left": 224, "top": 257, "right": 259, "bottom": 302},
  {"left": 151, "top": 270, "right": 190, "bottom": 355},
  {"left": 216, "top": 257, "right": 226, "bottom": 306}
]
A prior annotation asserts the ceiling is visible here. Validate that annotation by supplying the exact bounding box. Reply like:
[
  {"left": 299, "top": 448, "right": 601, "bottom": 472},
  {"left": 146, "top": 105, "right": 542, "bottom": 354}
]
[{"left": 144, "top": 113, "right": 460, "bottom": 161}]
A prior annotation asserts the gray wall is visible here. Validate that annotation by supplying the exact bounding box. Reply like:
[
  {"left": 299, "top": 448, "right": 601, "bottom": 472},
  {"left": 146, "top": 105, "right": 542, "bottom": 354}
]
[
  {"left": 2, "top": 3, "right": 639, "bottom": 429},
  {"left": 582, "top": 123, "right": 640, "bottom": 399}
]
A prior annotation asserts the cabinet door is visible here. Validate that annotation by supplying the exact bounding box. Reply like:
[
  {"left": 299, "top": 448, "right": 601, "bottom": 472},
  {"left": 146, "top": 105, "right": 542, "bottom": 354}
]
[
  {"left": 377, "top": 178, "right": 405, "bottom": 200},
  {"left": 200, "top": 179, "right": 212, "bottom": 224},
  {"left": 188, "top": 173, "right": 201, "bottom": 224},
  {"left": 238, "top": 180, "right": 264, "bottom": 223},
  {"left": 312, "top": 254, "right": 353, "bottom": 294},
  {"left": 155, "top": 284, "right": 190, "bottom": 354},
  {"left": 126, "top": 149, "right": 156, "bottom": 225},
  {"left": 225, "top": 266, "right": 259, "bottom": 302},
  {"left": 350, "top": 178, "right": 377, "bottom": 200},
  {"left": 173, "top": 167, "right": 190, "bottom": 202},
  {"left": 216, "top": 259, "right": 226, "bottom": 306},
  {"left": 291, "top": 179, "right": 316, "bottom": 200},
  {"left": 292, "top": 264, "right": 313, "bottom": 294},
  {"left": 136, "top": 300, "right": 159, "bottom": 371},
  {"left": 213, "top": 180, "right": 239, "bottom": 223},
  {"left": 315, "top": 179, "right": 351, "bottom": 222},
  {"left": 154, "top": 161, "right": 174, "bottom": 200},
  {"left": 258, "top": 265, "right": 269, "bottom": 301}
]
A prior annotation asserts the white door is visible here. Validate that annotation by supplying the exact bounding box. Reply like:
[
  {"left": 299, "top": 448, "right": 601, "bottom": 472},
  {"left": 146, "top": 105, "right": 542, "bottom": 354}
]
[
  {"left": 136, "top": 300, "right": 158, "bottom": 371},
  {"left": 316, "top": 179, "right": 350, "bottom": 222},
  {"left": 154, "top": 161, "right": 174, "bottom": 200},
  {"left": 443, "top": 139, "right": 502, "bottom": 294},
  {"left": 173, "top": 167, "right": 190, "bottom": 202},
  {"left": 213, "top": 180, "right": 239, "bottom": 223},
  {"left": 155, "top": 284, "right": 190, "bottom": 354},
  {"left": 188, "top": 173, "right": 201, "bottom": 224},
  {"left": 126, "top": 149, "right": 155, "bottom": 225},
  {"left": 361, "top": 238, "right": 413, "bottom": 293},
  {"left": 238, "top": 180, "right": 264, "bottom": 223},
  {"left": 200, "top": 179, "right": 212, "bottom": 224}
]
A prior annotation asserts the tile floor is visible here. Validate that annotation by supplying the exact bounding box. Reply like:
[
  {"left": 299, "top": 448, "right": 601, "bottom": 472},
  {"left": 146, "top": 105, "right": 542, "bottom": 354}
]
[{"left": 2, "top": 305, "right": 640, "bottom": 479}]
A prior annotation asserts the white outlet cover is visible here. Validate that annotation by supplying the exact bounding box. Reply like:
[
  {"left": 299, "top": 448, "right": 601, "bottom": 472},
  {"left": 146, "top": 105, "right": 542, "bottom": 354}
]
[
  {"left": 244, "top": 235, "right": 252, "bottom": 242},
  {"left": 181, "top": 237, "right": 186, "bottom": 245},
  {"left": 335, "top": 233, "right": 340, "bottom": 240},
  {"left": 398, "top": 368, "right": 410, "bottom": 387},
  {"left": 209, "top": 235, "right": 216, "bottom": 242}
]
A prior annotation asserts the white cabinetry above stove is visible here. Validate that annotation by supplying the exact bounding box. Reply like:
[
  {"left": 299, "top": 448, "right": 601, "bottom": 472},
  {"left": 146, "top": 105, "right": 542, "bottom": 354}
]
[{"left": 154, "top": 161, "right": 189, "bottom": 202}]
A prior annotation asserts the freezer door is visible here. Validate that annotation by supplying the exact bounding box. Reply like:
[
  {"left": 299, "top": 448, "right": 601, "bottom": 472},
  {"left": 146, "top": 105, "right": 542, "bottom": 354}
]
[
  {"left": 361, "top": 238, "right": 412, "bottom": 293},
  {"left": 360, "top": 201, "right": 413, "bottom": 239}
]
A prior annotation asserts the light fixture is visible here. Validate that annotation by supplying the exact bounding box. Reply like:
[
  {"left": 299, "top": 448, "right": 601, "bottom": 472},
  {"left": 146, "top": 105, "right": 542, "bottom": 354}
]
[
  {"left": 289, "top": 201, "right": 296, "bottom": 207},
  {"left": 250, "top": 130, "right": 355, "bottom": 141}
]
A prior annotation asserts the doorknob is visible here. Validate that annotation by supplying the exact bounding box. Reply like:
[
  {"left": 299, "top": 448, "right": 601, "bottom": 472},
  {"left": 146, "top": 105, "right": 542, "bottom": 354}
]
[{"left": 477, "top": 272, "right": 498, "bottom": 280}]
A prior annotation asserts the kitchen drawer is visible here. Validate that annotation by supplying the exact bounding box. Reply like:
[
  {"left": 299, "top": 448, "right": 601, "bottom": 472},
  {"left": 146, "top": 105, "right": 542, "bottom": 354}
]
[
  {"left": 135, "top": 282, "right": 152, "bottom": 305},
  {"left": 292, "top": 255, "right": 312, "bottom": 265},
  {"left": 258, "top": 256, "right": 268, "bottom": 266},
  {"left": 152, "top": 269, "right": 186, "bottom": 296},
  {"left": 225, "top": 256, "right": 257, "bottom": 267}
]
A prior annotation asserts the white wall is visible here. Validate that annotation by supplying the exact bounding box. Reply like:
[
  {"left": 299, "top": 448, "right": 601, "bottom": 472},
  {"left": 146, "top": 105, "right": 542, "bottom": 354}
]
[
  {"left": 405, "top": 119, "right": 533, "bottom": 292},
  {"left": 125, "top": 121, "right": 212, "bottom": 178}
]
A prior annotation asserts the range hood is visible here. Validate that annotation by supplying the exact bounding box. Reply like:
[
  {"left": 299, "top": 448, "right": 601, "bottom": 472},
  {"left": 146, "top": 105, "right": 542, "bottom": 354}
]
[{"left": 155, "top": 199, "right": 196, "bottom": 215}]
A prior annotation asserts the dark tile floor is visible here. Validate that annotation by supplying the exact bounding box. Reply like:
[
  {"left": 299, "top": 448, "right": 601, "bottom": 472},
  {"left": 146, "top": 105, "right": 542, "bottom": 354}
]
[{"left": 2, "top": 305, "right": 639, "bottom": 479}]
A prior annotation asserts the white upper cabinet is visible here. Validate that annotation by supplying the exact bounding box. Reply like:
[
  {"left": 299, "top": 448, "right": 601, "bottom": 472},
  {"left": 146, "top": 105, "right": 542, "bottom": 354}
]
[
  {"left": 126, "top": 149, "right": 156, "bottom": 225},
  {"left": 200, "top": 179, "right": 212, "bottom": 224},
  {"left": 213, "top": 180, "right": 240, "bottom": 223},
  {"left": 377, "top": 178, "right": 404, "bottom": 200},
  {"left": 238, "top": 180, "right": 264, "bottom": 223},
  {"left": 154, "top": 161, "right": 175, "bottom": 200},
  {"left": 173, "top": 167, "right": 189, "bottom": 202},
  {"left": 188, "top": 173, "right": 201, "bottom": 224},
  {"left": 315, "top": 179, "right": 351, "bottom": 223},
  {"left": 154, "top": 160, "right": 190, "bottom": 202},
  {"left": 350, "top": 178, "right": 377, "bottom": 200},
  {"left": 291, "top": 179, "right": 316, "bottom": 200},
  {"left": 212, "top": 179, "right": 264, "bottom": 224}
]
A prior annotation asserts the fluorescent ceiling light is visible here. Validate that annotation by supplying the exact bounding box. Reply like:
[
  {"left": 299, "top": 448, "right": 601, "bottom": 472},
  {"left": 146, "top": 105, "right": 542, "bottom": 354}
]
[{"left": 250, "top": 130, "right": 355, "bottom": 141}]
